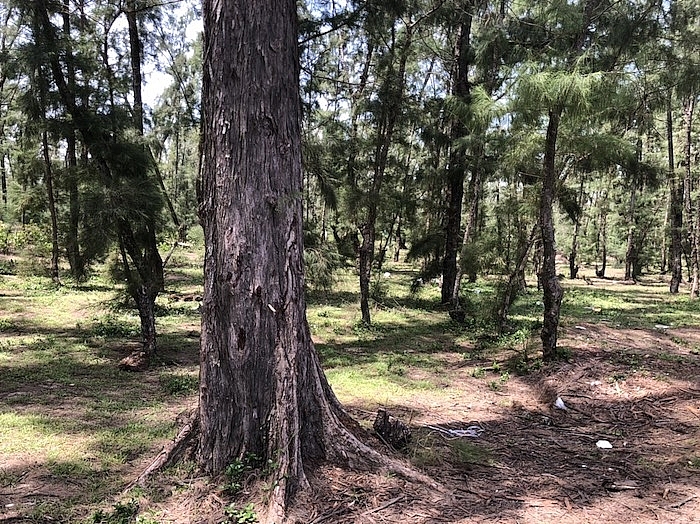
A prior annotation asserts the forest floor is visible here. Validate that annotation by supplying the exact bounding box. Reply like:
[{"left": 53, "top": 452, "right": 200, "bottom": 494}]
[{"left": 0, "top": 246, "right": 698, "bottom": 523}]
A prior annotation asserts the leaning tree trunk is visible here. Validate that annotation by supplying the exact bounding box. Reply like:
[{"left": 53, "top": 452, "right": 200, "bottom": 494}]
[
  {"left": 540, "top": 107, "right": 564, "bottom": 361},
  {"left": 198, "top": 2, "right": 431, "bottom": 520}
]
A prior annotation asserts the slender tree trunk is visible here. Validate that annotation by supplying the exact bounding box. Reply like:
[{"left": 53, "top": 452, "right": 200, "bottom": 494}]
[
  {"left": 683, "top": 95, "right": 700, "bottom": 298},
  {"left": 594, "top": 187, "right": 608, "bottom": 278},
  {"left": 198, "top": 2, "right": 429, "bottom": 519},
  {"left": 359, "top": 24, "right": 412, "bottom": 325},
  {"left": 126, "top": 1, "right": 144, "bottom": 135},
  {"left": 540, "top": 107, "right": 563, "bottom": 361},
  {"left": 668, "top": 99, "right": 683, "bottom": 292},
  {"left": 693, "top": 196, "right": 700, "bottom": 298},
  {"left": 624, "top": 185, "right": 638, "bottom": 281},
  {"left": 42, "top": 131, "right": 60, "bottom": 283},
  {"left": 0, "top": 141, "right": 6, "bottom": 207},
  {"left": 496, "top": 223, "right": 538, "bottom": 331},
  {"left": 62, "top": 2, "right": 85, "bottom": 281},
  {"left": 569, "top": 176, "right": 584, "bottom": 279},
  {"left": 125, "top": 3, "right": 164, "bottom": 358},
  {"left": 442, "top": 5, "right": 473, "bottom": 304}
]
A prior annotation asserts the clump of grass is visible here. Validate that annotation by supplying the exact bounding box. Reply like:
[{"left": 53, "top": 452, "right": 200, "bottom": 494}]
[
  {"left": 450, "top": 440, "right": 491, "bottom": 467},
  {"left": 89, "top": 314, "right": 139, "bottom": 338},
  {"left": 159, "top": 372, "right": 198, "bottom": 395}
]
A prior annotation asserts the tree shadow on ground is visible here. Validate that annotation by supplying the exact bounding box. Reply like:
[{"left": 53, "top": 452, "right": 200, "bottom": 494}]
[{"left": 331, "top": 377, "right": 700, "bottom": 523}]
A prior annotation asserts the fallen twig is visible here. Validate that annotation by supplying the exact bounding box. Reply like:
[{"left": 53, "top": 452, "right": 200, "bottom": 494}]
[
  {"left": 361, "top": 495, "right": 404, "bottom": 516},
  {"left": 665, "top": 495, "right": 697, "bottom": 509}
]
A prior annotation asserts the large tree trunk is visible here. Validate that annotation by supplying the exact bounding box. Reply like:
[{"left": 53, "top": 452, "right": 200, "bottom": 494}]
[
  {"left": 540, "top": 107, "right": 563, "bottom": 361},
  {"left": 442, "top": 4, "right": 473, "bottom": 305},
  {"left": 199, "top": 2, "right": 429, "bottom": 520}
]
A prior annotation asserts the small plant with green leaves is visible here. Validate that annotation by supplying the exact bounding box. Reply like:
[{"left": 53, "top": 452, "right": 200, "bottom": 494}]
[
  {"left": 470, "top": 367, "right": 486, "bottom": 378},
  {"left": 222, "top": 453, "right": 261, "bottom": 495},
  {"left": 89, "top": 499, "right": 139, "bottom": 524},
  {"left": 224, "top": 503, "right": 258, "bottom": 523},
  {"left": 488, "top": 380, "right": 502, "bottom": 391}
]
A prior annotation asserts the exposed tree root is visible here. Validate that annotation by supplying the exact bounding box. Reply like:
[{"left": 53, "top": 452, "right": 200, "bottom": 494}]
[
  {"left": 124, "top": 411, "right": 199, "bottom": 491},
  {"left": 125, "top": 407, "right": 442, "bottom": 523}
]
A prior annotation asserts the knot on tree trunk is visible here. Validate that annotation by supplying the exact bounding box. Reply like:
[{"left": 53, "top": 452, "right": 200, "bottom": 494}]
[{"left": 373, "top": 408, "right": 411, "bottom": 450}]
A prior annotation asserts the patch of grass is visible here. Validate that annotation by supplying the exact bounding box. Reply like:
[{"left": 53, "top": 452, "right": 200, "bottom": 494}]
[
  {"left": 0, "top": 468, "right": 22, "bottom": 487},
  {"left": 94, "top": 421, "right": 175, "bottom": 466},
  {"left": 159, "top": 371, "right": 198, "bottom": 395},
  {"left": 450, "top": 440, "right": 491, "bottom": 467},
  {"left": 47, "top": 459, "right": 97, "bottom": 479},
  {"left": 0, "top": 318, "right": 18, "bottom": 331},
  {"left": 657, "top": 351, "right": 685, "bottom": 363},
  {"left": 687, "top": 456, "right": 700, "bottom": 469},
  {"left": 89, "top": 314, "right": 140, "bottom": 338}
]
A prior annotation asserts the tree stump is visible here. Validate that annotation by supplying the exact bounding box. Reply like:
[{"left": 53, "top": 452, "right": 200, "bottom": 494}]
[
  {"left": 119, "top": 351, "right": 149, "bottom": 371},
  {"left": 373, "top": 409, "right": 411, "bottom": 450}
]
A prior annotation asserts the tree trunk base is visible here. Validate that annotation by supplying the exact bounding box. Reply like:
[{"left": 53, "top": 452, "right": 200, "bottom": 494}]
[{"left": 125, "top": 409, "right": 440, "bottom": 523}]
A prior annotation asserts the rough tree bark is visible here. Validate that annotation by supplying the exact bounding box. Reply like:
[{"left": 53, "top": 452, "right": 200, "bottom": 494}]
[
  {"left": 198, "top": 1, "right": 433, "bottom": 521},
  {"left": 442, "top": 2, "right": 473, "bottom": 306},
  {"left": 540, "top": 107, "right": 564, "bottom": 361}
]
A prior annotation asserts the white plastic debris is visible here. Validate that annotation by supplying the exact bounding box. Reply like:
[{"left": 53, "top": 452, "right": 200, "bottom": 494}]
[
  {"left": 574, "top": 325, "right": 587, "bottom": 330},
  {"left": 383, "top": 272, "right": 392, "bottom": 278},
  {"left": 596, "top": 440, "right": 613, "bottom": 449},
  {"left": 426, "top": 424, "right": 484, "bottom": 438},
  {"left": 554, "top": 397, "right": 568, "bottom": 411}
]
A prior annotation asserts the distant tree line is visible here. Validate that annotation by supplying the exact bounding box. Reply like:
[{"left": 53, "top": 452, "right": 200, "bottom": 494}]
[{"left": 1, "top": 0, "right": 700, "bottom": 360}]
